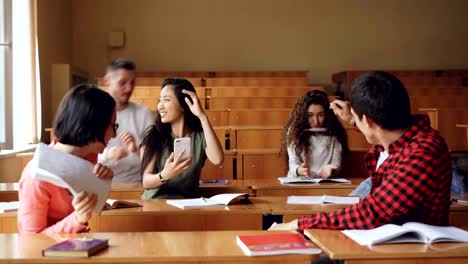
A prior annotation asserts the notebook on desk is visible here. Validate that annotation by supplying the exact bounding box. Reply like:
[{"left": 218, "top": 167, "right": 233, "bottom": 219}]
[
  {"left": 278, "top": 177, "right": 351, "bottom": 184},
  {"left": 342, "top": 222, "right": 468, "bottom": 246},
  {"left": 166, "top": 193, "right": 248, "bottom": 209},
  {"left": 236, "top": 233, "right": 321, "bottom": 256},
  {"left": 288, "top": 195, "right": 359, "bottom": 205},
  {"left": 42, "top": 238, "right": 108, "bottom": 257},
  {"left": 0, "top": 201, "right": 19, "bottom": 213}
]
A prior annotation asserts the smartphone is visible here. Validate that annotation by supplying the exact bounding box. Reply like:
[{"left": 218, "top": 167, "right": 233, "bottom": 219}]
[{"left": 174, "top": 137, "right": 191, "bottom": 161}]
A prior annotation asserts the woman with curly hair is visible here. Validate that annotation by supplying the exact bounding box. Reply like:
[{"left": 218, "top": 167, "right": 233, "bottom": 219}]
[{"left": 280, "top": 90, "right": 349, "bottom": 178}]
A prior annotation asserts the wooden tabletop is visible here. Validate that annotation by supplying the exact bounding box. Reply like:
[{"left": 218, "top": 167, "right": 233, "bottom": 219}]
[
  {"left": 100, "top": 197, "right": 271, "bottom": 216},
  {"left": 304, "top": 229, "right": 468, "bottom": 262},
  {"left": 0, "top": 231, "right": 316, "bottom": 264},
  {"left": 258, "top": 196, "right": 351, "bottom": 215}
]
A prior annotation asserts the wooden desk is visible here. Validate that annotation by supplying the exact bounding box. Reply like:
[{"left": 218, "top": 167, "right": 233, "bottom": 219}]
[
  {"left": 304, "top": 229, "right": 468, "bottom": 263},
  {"left": 261, "top": 196, "right": 350, "bottom": 222},
  {"left": 247, "top": 178, "right": 364, "bottom": 196},
  {"left": 0, "top": 182, "right": 18, "bottom": 202},
  {"left": 268, "top": 196, "right": 468, "bottom": 228},
  {"left": 88, "top": 198, "right": 270, "bottom": 232},
  {"left": 0, "top": 197, "right": 271, "bottom": 233},
  {"left": 0, "top": 231, "right": 316, "bottom": 264}
]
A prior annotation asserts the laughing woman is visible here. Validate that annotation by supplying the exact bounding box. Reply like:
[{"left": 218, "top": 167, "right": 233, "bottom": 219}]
[{"left": 140, "top": 78, "right": 224, "bottom": 199}]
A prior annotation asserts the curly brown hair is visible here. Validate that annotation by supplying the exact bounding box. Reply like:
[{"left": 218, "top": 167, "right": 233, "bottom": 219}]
[{"left": 280, "top": 90, "right": 349, "bottom": 171}]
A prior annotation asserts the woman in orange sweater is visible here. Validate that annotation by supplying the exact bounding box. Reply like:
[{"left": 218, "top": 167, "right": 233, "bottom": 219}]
[{"left": 18, "top": 84, "right": 116, "bottom": 234}]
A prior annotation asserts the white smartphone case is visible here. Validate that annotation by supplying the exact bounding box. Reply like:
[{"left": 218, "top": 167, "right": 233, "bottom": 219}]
[{"left": 174, "top": 137, "right": 191, "bottom": 161}]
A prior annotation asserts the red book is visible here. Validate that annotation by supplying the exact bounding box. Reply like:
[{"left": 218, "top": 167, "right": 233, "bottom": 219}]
[
  {"left": 236, "top": 233, "right": 321, "bottom": 256},
  {"left": 42, "top": 238, "right": 108, "bottom": 257}
]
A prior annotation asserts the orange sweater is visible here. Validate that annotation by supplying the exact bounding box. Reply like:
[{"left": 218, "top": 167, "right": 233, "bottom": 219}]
[{"left": 17, "top": 150, "right": 98, "bottom": 234}]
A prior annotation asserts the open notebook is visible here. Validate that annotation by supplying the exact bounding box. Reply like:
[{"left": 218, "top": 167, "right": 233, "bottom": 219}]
[
  {"left": 278, "top": 177, "right": 351, "bottom": 184},
  {"left": 166, "top": 193, "right": 248, "bottom": 209},
  {"left": 31, "top": 143, "right": 112, "bottom": 214},
  {"left": 288, "top": 195, "right": 360, "bottom": 205},
  {"left": 103, "top": 199, "right": 142, "bottom": 210},
  {"left": 342, "top": 222, "right": 468, "bottom": 246}
]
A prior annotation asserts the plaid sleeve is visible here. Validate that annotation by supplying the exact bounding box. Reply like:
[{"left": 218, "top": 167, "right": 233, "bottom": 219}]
[{"left": 298, "top": 149, "right": 450, "bottom": 230}]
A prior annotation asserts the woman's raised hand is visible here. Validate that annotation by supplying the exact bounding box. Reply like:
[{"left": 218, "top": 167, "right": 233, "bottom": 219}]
[{"left": 182, "top": 89, "right": 206, "bottom": 119}]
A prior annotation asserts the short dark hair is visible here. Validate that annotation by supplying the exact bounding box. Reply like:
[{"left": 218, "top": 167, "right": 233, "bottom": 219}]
[
  {"left": 106, "top": 58, "right": 136, "bottom": 73},
  {"left": 54, "top": 83, "right": 116, "bottom": 146},
  {"left": 350, "top": 71, "right": 411, "bottom": 130}
]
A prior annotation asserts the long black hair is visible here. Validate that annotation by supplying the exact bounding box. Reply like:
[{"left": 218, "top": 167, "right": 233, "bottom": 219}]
[
  {"left": 280, "top": 90, "right": 349, "bottom": 168},
  {"left": 140, "top": 78, "right": 202, "bottom": 175}
]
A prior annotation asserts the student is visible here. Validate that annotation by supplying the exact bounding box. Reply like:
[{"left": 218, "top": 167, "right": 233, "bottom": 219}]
[
  {"left": 18, "top": 84, "right": 116, "bottom": 234},
  {"left": 99, "top": 59, "right": 153, "bottom": 183},
  {"left": 281, "top": 90, "right": 348, "bottom": 178},
  {"left": 270, "top": 71, "right": 452, "bottom": 230},
  {"left": 140, "top": 78, "right": 223, "bottom": 199}
]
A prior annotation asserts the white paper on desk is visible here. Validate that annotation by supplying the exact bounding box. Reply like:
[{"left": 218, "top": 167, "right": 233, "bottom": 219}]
[
  {"left": 0, "top": 201, "right": 19, "bottom": 213},
  {"left": 166, "top": 193, "right": 247, "bottom": 209},
  {"left": 288, "top": 195, "right": 360, "bottom": 205},
  {"left": 31, "top": 143, "right": 111, "bottom": 214}
]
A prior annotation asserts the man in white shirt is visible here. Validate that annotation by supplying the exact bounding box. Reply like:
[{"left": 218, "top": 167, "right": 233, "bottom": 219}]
[{"left": 99, "top": 59, "right": 153, "bottom": 182}]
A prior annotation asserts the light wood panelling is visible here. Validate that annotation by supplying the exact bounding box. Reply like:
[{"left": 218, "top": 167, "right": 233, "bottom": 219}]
[
  {"left": 200, "top": 152, "right": 235, "bottom": 180},
  {"left": 206, "top": 110, "right": 230, "bottom": 126},
  {"left": 411, "top": 95, "right": 468, "bottom": 111},
  {"left": 205, "top": 77, "right": 308, "bottom": 87},
  {"left": 229, "top": 109, "right": 291, "bottom": 126},
  {"left": 213, "top": 71, "right": 308, "bottom": 78},
  {"left": 97, "top": 77, "right": 203, "bottom": 87},
  {"left": 207, "top": 97, "right": 298, "bottom": 110},
  {"left": 207, "top": 86, "right": 324, "bottom": 97},
  {"left": 132, "top": 86, "right": 205, "bottom": 98},
  {"left": 237, "top": 149, "right": 285, "bottom": 180},
  {"left": 419, "top": 108, "right": 468, "bottom": 150}
]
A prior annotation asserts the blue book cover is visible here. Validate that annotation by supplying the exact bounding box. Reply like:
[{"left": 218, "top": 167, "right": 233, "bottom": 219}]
[{"left": 42, "top": 238, "right": 108, "bottom": 257}]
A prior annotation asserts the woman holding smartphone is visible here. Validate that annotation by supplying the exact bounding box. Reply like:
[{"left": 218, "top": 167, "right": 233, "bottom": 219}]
[{"left": 140, "top": 78, "right": 224, "bottom": 199}]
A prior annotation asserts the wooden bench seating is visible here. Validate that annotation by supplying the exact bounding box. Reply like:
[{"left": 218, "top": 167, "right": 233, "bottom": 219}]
[
  {"left": 134, "top": 70, "right": 308, "bottom": 78},
  {"left": 410, "top": 95, "right": 468, "bottom": 111},
  {"left": 419, "top": 108, "right": 468, "bottom": 150},
  {"left": 205, "top": 77, "right": 308, "bottom": 87},
  {"left": 206, "top": 86, "right": 324, "bottom": 97}
]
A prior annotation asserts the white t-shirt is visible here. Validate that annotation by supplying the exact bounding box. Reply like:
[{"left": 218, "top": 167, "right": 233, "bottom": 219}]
[
  {"left": 376, "top": 150, "right": 389, "bottom": 171},
  {"left": 287, "top": 134, "right": 342, "bottom": 177},
  {"left": 99, "top": 102, "right": 153, "bottom": 182}
]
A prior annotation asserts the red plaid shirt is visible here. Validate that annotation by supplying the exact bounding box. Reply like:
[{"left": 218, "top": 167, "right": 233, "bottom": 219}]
[{"left": 298, "top": 115, "right": 452, "bottom": 230}]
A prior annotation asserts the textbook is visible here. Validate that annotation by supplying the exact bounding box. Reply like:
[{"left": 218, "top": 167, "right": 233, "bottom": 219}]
[
  {"left": 102, "top": 199, "right": 142, "bottom": 210},
  {"left": 287, "top": 195, "right": 360, "bottom": 205},
  {"left": 236, "top": 233, "right": 321, "bottom": 256},
  {"left": 0, "top": 201, "right": 19, "bottom": 213},
  {"left": 166, "top": 193, "right": 248, "bottom": 209},
  {"left": 31, "top": 143, "right": 112, "bottom": 214},
  {"left": 278, "top": 177, "right": 351, "bottom": 184},
  {"left": 42, "top": 238, "right": 108, "bottom": 257},
  {"left": 342, "top": 222, "right": 468, "bottom": 246}
]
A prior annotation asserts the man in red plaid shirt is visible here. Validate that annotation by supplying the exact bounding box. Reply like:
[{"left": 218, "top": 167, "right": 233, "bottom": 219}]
[{"left": 271, "top": 71, "right": 452, "bottom": 231}]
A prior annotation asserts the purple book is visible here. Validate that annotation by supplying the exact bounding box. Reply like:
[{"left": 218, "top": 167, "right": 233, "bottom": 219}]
[{"left": 42, "top": 238, "right": 109, "bottom": 257}]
